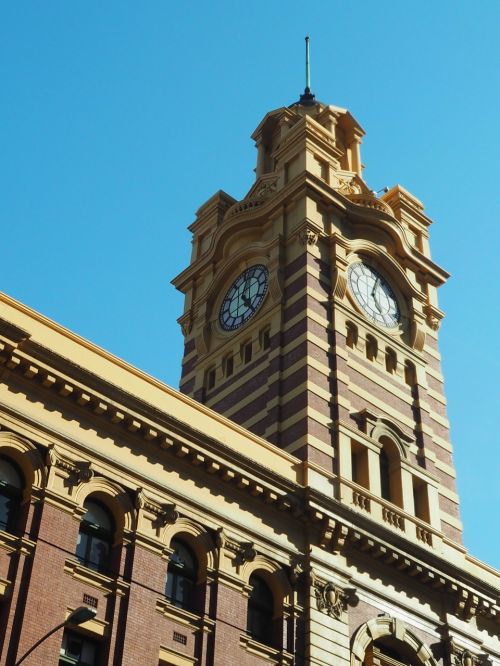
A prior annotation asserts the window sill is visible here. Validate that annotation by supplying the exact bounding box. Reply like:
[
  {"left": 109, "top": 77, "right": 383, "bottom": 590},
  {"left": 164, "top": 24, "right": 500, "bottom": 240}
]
[
  {"left": 155, "top": 597, "right": 201, "bottom": 629},
  {"left": 64, "top": 558, "right": 129, "bottom": 597},
  {"left": 0, "top": 529, "right": 35, "bottom": 557},
  {"left": 159, "top": 644, "right": 197, "bottom": 666},
  {"left": 239, "top": 634, "right": 293, "bottom": 665},
  {"left": 0, "top": 575, "right": 11, "bottom": 599}
]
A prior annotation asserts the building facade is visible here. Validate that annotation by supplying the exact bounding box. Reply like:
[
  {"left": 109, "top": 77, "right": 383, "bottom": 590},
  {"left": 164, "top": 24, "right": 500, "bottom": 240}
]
[{"left": 0, "top": 92, "right": 498, "bottom": 666}]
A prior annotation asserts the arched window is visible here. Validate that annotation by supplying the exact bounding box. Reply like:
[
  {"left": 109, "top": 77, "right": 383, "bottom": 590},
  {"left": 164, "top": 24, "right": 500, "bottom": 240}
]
[
  {"left": 346, "top": 322, "right": 358, "bottom": 349},
  {"left": 366, "top": 637, "right": 420, "bottom": 666},
  {"left": 76, "top": 499, "right": 115, "bottom": 573},
  {"left": 366, "top": 335, "right": 378, "bottom": 361},
  {"left": 379, "top": 449, "right": 391, "bottom": 501},
  {"left": 385, "top": 347, "right": 397, "bottom": 374},
  {"left": 404, "top": 360, "right": 417, "bottom": 387},
  {"left": 379, "top": 438, "right": 403, "bottom": 508},
  {"left": 247, "top": 574, "right": 274, "bottom": 646},
  {"left": 0, "top": 457, "right": 23, "bottom": 533},
  {"left": 165, "top": 538, "right": 198, "bottom": 610}
]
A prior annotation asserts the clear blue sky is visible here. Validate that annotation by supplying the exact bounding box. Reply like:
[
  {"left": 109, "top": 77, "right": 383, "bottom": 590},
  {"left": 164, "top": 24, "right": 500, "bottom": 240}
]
[{"left": 1, "top": 2, "right": 498, "bottom": 568}]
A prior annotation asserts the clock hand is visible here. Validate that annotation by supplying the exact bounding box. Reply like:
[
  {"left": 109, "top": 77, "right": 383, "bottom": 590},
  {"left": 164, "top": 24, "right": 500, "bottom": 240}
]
[
  {"left": 241, "top": 293, "right": 256, "bottom": 312},
  {"left": 370, "top": 278, "right": 384, "bottom": 313}
]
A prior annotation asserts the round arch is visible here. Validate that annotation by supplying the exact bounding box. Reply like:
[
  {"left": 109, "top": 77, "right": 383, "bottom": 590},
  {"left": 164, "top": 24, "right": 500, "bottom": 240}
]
[
  {"left": 0, "top": 431, "right": 46, "bottom": 501},
  {"left": 73, "top": 476, "right": 135, "bottom": 543},
  {"left": 240, "top": 555, "right": 293, "bottom": 615},
  {"left": 346, "top": 241, "right": 421, "bottom": 304},
  {"left": 162, "top": 517, "right": 215, "bottom": 582},
  {"left": 351, "top": 616, "right": 436, "bottom": 666}
]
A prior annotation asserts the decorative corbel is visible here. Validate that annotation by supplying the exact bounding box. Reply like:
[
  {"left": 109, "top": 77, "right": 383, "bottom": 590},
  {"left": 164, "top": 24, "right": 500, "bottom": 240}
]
[
  {"left": 47, "top": 446, "right": 93, "bottom": 485},
  {"left": 194, "top": 322, "right": 212, "bottom": 356},
  {"left": 455, "top": 589, "right": 480, "bottom": 622},
  {"left": 297, "top": 219, "right": 323, "bottom": 248},
  {"left": 319, "top": 517, "right": 336, "bottom": 548},
  {"left": 178, "top": 311, "right": 194, "bottom": 337},
  {"left": 269, "top": 268, "right": 284, "bottom": 303},
  {"left": 236, "top": 542, "right": 257, "bottom": 565},
  {"left": 424, "top": 303, "right": 444, "bottom": 332},
  {"left": 331, "top": 267, "right": 347, "bottom": 299},
  {"left": 410, "top": 314, "right": 426, "bottom": 352},
  {"left": 289, "top": 555, "right": 306, "bottom": 586},
  {"left": 299, "top": 228, "right": 319, "bottom": 246},
  {"left": 136, "top": 488, "right": 179, "bottom": 528},
  {"left": 447, "top": 640, "right": 487, "bottom": 666}
]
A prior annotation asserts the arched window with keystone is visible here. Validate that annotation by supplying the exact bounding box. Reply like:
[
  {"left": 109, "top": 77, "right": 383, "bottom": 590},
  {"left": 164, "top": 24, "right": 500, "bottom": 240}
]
[
  {"left": 76, "top": 498, "right": 115, "bottom": 573},
  {"left": 165, "top": 538, "right": 198, "bottom": 611}
]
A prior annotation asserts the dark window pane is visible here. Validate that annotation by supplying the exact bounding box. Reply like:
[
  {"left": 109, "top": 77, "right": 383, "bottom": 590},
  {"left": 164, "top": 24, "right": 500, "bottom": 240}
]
[
  {"left": 166, "top": 539, "right": 197, "bottom": 610},
  {"left": 76, "top": 499, "right": 114, "bottom": 572},
  {"left": 247, "top": 574, "right": 274, "bottom": 645},
  {"left": 380, "top": 449, "right": 391, "bottom": 501},
  {"left": 0, "top": 458, "right": 23, "bottom": 534}
]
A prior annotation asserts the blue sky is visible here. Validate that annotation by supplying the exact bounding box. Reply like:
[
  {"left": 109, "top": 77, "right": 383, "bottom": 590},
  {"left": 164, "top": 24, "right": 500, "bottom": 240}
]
[{"left": 1, "top": 2, "right": 498, "bottom": 568}]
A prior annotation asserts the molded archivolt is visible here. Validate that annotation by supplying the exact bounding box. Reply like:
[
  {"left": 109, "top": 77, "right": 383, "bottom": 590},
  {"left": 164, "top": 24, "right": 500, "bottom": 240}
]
[
  {"left": 73, "top": 476, "right": 136, "bottom": 542},
  {"left": 345, "top": 206, "right": 417, "bottom": 264},
  {"left": 370, "top": 420, "right": 413, "bottom": 461},
  {"left": 240, "top": 555, "right": 293, "bottom": 612},
  {"left": 163, "top": 517, "right": 216, "bottom": 582},
  {"left": 351, "top": 616, "right": 436, "bottom": 666},
  {"left": 0, "top": 431, "right": 46, "bottom": 502},
  {"left": 201, "top": 213, "right": 272, "bottom": 268},
  {"left": 346, "top": 241, "right": 422, "bottom": 304}
]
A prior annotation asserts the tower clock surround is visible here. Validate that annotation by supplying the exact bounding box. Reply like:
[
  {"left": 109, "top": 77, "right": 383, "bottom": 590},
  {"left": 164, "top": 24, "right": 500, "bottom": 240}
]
[
  {"left": 347, "top": 261, "right": 401, "bottom": 329},
  {"left": 218, "top": 264, "right": 269, "bottom": 332}
]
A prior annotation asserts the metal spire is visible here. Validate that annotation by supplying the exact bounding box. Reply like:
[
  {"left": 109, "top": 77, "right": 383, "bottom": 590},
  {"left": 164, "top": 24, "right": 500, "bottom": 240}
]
[
  {"left": 305, "top": 35, "right": 311, "bottom": 93},
  {"left": 299, "top": 35, "right": 316, "bottom": 106}
]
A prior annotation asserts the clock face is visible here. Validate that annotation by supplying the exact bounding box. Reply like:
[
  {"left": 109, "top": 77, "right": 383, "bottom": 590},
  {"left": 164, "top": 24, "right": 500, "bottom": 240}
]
[
  {"left": 219, "top": 265, "right": 269, "bottom": 331},
  {"left": 348, "top": 262, "right": 400, "bottom": 328}
]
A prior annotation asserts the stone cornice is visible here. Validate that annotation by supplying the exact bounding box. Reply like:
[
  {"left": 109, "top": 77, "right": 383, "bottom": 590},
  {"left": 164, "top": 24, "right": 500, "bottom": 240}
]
[
  {"left": 173, "top": 170, "right": 448, "bottom": 291},
  {"left": 304, "top": 495, "right": 500, "bottom": 623},
  {"left": 0, "top": 327, "right": 301, "bottom": 489}
]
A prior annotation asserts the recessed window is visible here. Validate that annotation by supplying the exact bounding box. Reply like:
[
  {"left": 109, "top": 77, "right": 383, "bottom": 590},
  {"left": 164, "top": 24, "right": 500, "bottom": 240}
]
[
  {"left": 260, "top": 328, "right": 270, "bottom": 351},
  {"left": 315, "top": 155, "right": 329, "bottom": 183},
  {"left": 413, "top": 478, "right": 430, "bottom": 523},
  {"left": 165, "top": 538, "right": 198, "bottom": 611},
  {"left": 346, "top": 322, "right": 358, "bottom": 349},
  {"left": 404, "top": 360, "right": 417, "bottom": 387},
  {"left": 242, "top": 341, "right": 252, "bottom": 364},
  {"left": 366, "top": 335, "right": 378, "bottom": 361},
  {"left": 76, "top": 499, "right": 114, "bottom": 573},
  {"left": 224, "top": 354, "right": 234, "bottom": 377},
  {"left": 379, "top": 449, "right": 391, "bottom": 501},
  {"left": 385, "top": 348, "right": 397, "bottom": 374},
  {"left": 0, "top": 457, "right": 23, "bottom": 534},
  {"left": 351, "top": 442, "right": 369, "bottom": 489},
  {"left": 206, "top": 367, "right": 216, "bottom": 390},
  {"left": 59, "top": 630, "right": 99, "bottom": 666},
  {"left": 247, "top": 574, "right": 274, "bottom": 646},
  {"left": 379, "top": 438, "right": 403, "bottom": 508}
]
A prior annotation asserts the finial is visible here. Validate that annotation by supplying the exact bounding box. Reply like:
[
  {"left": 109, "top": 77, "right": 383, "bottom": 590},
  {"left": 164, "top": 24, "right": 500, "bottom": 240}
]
[{"left": 299, "top": 35, "right": 316, "bottom": 106}]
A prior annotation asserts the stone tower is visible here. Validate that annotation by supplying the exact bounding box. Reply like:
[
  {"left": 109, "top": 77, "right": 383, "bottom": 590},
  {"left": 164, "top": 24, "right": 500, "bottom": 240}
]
[{"left": 173, "top": 91, "right": 462, "bottom": 555}]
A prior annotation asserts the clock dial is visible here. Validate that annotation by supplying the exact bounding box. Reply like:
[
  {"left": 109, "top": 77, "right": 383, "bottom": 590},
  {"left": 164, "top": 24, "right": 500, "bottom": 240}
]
[
  {"left": 348, "top": 262, "right": 400, "bottom": 328},
  {"left": 219, "top": 265, "right": 268, "bottom": 331}
]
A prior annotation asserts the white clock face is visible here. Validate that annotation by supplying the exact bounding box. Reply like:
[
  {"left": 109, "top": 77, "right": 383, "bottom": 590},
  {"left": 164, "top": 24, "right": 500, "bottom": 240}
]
[
  {"left": 348, "top": 262, "right": 400, "bottom": 328},
  {"left": 219, "top": 265, "right": 268, "bottom": 331}
]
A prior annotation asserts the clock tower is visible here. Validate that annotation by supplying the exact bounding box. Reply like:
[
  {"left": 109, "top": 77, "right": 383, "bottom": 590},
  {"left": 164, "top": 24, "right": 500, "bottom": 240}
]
[{"left": 173, "top": 88, "right": 462, "bottom": 550}]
